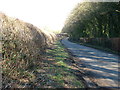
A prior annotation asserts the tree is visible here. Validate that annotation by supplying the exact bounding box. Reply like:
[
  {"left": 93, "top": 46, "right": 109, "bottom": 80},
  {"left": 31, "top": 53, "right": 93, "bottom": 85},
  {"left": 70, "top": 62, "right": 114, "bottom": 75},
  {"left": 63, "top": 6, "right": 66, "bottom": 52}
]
[{"left": 62, "top": 2, "right": 120, "bottom": 40}]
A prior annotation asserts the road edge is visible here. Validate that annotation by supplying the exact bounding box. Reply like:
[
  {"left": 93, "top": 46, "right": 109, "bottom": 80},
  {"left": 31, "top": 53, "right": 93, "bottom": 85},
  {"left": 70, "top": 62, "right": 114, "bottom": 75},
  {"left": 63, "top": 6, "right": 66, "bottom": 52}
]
[{"left": 60, "top": 39, "right": 99, "bottom": 88}]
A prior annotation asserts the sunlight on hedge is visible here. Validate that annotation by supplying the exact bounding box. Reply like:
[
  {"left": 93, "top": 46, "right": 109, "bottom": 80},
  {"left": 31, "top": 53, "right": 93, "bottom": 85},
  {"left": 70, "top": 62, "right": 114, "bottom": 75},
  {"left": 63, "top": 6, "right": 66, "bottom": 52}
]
[{"left": 0, "top": 13, "right": 56, "bottom": 88}]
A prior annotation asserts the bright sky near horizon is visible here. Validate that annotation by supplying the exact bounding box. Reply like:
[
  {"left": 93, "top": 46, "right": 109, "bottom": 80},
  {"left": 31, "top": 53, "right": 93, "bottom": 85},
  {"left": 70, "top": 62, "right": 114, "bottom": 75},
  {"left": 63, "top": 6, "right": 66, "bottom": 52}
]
[{"left": 0, "top": 0, "right": 84, "bottom": 32}]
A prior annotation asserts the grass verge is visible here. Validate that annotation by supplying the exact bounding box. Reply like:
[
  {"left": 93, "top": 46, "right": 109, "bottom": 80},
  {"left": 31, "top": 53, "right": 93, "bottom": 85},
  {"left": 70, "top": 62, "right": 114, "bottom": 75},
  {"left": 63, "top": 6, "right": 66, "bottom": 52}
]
[
  {"left": 3, "top": 41, "right": 86, "bottom": 88},
  {"left": 79, "top": 43, "right": 120, "bottom": 55},
  {"left": 30, "top": 41, "right": 86, "bottom": 88}
]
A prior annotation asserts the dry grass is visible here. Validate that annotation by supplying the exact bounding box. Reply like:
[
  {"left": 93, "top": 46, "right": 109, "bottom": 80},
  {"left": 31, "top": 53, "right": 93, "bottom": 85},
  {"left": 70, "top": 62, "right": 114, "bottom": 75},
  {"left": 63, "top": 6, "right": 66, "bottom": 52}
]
[{"left": 17, "top": 41, "right": 85, "bottom": 88}]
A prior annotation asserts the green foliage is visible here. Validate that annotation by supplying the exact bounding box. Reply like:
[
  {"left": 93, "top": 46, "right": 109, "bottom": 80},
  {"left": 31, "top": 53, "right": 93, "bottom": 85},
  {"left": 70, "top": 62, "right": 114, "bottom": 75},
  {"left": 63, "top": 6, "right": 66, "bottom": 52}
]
[
  {"left": 62, "top": 2, "right": 120, "bottom": 40},
  {"left": 45, "top": 41, "right": 85, "bottom": 88}
]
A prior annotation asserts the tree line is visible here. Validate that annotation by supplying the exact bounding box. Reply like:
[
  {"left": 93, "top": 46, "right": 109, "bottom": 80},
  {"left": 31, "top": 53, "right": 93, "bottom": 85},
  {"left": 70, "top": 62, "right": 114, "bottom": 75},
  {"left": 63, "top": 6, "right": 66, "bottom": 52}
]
[{"left": 62, "top": 2, "right": 120, "bottom": 40}]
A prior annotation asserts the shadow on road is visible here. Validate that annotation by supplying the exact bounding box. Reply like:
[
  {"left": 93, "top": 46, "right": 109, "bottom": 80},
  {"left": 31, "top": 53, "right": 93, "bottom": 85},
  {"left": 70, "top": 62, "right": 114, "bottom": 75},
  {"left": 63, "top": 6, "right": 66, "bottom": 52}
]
[{"left": 61, "top": 38, "right": 120, "bottom": 88}]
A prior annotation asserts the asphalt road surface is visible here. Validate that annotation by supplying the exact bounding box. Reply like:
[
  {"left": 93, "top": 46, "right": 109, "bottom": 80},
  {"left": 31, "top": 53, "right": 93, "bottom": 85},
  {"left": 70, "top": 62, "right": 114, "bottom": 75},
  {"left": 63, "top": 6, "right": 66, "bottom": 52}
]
[{"left": 61, "top": 37, "right": 120, "bottom": 88}]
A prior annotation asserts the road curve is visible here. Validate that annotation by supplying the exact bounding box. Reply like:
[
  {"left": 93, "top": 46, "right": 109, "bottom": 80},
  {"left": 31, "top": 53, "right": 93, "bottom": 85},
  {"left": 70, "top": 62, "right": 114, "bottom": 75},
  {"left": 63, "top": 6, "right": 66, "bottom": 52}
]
[{"left": 61, "top": 37, "right": 120, "bottom": 88}]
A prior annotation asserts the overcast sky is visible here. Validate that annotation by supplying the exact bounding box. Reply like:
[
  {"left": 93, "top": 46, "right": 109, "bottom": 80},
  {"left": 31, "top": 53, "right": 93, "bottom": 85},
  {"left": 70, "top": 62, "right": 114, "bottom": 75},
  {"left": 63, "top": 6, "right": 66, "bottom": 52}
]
[{"left": 0, "top": 0, "right": 119, "bottom": 31}]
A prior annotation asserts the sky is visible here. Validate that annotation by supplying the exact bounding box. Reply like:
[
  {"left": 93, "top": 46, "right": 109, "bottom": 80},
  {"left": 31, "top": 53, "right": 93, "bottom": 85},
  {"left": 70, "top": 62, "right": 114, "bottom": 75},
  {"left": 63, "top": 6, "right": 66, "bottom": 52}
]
[
  {"left": 0, "top": 0, "right": 85, "bottom": 32},
  {"left": 0, "top": 0, "right": 119, "bottom": 32}
]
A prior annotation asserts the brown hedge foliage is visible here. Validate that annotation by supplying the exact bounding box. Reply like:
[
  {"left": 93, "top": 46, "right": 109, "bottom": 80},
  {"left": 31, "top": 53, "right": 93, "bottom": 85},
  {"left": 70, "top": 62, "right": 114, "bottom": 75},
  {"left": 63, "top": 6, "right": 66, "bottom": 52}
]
[{"left": 0, "top": 13, "right": 56, "bottom": 87}]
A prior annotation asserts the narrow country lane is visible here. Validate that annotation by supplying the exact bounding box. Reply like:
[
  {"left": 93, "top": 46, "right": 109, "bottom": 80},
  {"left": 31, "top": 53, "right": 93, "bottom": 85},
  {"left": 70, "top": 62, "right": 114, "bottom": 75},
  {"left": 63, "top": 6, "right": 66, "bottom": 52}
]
[{"left": 61, "top": 37, "right": 120, "bottom": 88}]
